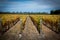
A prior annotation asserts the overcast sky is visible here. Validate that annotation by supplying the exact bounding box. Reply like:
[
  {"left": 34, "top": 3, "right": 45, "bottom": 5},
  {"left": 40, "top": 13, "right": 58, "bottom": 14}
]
[{"left": 0, "top": 0, "right": 60, "bottom": 13}]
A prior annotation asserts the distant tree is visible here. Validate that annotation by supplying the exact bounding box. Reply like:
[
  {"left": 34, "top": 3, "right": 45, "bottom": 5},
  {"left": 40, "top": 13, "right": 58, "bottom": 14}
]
[
  {"left": 50, "top": 10, "right": 60, "bottom": 14},
  {"left": 51, "top": 10, "right": 53, "bottom": 14}
]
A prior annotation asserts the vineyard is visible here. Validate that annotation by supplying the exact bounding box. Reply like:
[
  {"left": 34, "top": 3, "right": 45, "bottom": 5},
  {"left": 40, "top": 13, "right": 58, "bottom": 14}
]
[
  {"left": 0, "top": 14, "right": 28, "bottom": 35},
  {"left": 0, "top": 14, "right": 60, "bottom": 35},
  {"left": 30, "top": 15, "right": 60, "bottom": 33}
]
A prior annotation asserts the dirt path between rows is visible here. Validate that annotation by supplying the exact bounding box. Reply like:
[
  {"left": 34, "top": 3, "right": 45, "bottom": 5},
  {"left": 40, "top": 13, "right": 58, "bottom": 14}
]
[
  {"left": 42, "top": 24, "right": 60, "bottom": 40},
  {"left": 20, "top": 16, "right": 40, "bottom": 40}
]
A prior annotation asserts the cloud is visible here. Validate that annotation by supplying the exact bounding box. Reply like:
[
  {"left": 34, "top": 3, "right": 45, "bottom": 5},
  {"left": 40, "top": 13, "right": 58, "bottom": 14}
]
[
  {"left": 0, "top": 1, "right": 52, "bottom": 12},
  {"left": 0, "top": 0, "right": 60, "bottom": 12},
  {"left": 34, "top": 0, "right": 60, "bottom": 7}
]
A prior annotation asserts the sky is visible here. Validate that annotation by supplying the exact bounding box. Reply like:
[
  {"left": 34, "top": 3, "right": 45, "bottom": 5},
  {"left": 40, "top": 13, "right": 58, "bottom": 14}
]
[{"left": 0, "top": 0, "right": 60, "bottom": 13}]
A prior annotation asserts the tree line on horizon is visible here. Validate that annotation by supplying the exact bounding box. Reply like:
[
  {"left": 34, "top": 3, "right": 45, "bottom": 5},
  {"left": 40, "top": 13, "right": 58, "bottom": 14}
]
[
  {"left": 50, "top": 9, "right": 60, "bottom": 14},
  {"left": 0, "top": 9, "right": 60, "bottom": 14}
]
